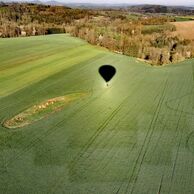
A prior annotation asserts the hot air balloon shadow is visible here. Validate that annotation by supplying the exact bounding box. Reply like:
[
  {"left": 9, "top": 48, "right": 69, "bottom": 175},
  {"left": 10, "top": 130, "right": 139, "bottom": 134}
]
[{"left": 99, "top": 65, "right": 116, "bottom": 86}]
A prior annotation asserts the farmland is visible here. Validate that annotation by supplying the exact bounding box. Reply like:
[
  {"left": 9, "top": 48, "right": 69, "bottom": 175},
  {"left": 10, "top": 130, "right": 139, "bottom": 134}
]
[
  {"left": 1, "top": 3, "right": 194, "bottom": 65},
  {"left": 0, "top": 34, "right": 194, "bottom": 194},
  {"left": 172, "top": 21, "right": 194, "bottom": 40},
  {"left": 175, "top": 16, "right": 194, "bottom": 22}
]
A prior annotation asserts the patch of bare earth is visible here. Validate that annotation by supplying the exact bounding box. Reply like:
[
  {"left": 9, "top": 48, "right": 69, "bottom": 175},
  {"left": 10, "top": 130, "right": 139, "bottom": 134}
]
[{"left": 3, "top": 92, "right": 88, "bottom": 129}]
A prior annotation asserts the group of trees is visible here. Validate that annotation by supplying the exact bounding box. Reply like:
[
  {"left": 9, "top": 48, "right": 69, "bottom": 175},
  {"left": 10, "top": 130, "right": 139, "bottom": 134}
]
[
  {"left": 0, "top": 3, "right": 93, "bottom": 37},
  {"left": 0, "top": 2, "right": 194, "bottom": 65},
  {"left": 66, "top": 15, "right": 194, "bottom": 65}
]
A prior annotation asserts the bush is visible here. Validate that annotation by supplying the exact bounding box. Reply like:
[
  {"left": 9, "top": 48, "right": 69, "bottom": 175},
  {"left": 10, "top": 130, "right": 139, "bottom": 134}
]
[{"left": 46, "top": 28, "right": 66, "bottom": 34}]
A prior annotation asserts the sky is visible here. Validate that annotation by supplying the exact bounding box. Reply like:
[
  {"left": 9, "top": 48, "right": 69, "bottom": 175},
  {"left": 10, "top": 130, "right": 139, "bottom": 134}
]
[{"left": 9, "top": 0, "right": 194, "bottom": 6}]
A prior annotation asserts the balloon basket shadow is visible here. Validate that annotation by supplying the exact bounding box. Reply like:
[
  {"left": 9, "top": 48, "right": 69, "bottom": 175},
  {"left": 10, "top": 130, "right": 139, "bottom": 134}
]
[{"left": 104, "top": 82, "right": 110, "bottom": 88}]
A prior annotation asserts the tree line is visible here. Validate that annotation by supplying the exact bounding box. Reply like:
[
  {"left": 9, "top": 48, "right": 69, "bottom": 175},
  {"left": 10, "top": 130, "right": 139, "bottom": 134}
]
[{"left": 0, "top": 2, "right": 194, "bottom": 65}]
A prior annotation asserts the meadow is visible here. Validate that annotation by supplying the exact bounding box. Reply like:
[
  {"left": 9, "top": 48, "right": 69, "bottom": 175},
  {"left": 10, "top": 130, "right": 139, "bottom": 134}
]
[
  {"left": 0, "top": 34, "right": 194, "bottom": 194},
  {"left": 175, "top": 16, "right": 194, "bottom": 22}
]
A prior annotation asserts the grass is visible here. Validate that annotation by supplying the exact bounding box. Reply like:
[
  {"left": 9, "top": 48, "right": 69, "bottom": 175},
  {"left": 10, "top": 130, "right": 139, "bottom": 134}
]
[
  {"left": 0, "top": 34, "right": 194, "bottom": 194},
  {"left": 175, "top": 16, "right": 194, "bottom": 22},
  {"left": 127, "top": 14, "right": 140, "bottom": 20},
  {"left": 142, "top": 23, "right": 175, "bottom": 34}
]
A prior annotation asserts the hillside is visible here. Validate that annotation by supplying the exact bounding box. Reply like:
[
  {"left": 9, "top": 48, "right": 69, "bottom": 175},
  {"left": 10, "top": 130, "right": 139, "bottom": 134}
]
[
  {"left": 0, "top": 2, "right": 94, "bottom": 37},
  {"left": 0, "top": 34, "right": 194, "bottom": 193},
  {"left": 2, "top": 1, "right": 194, "bottom": 11},
  {"left": 127, "top": 4, "right": 194, "bottom": 15},
  {"left": 0, "top": 3, "right": 194, "bottom": 65}
]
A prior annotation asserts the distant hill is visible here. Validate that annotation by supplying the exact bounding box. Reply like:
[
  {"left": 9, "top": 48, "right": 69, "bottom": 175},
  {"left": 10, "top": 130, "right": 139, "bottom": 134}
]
[
  {"left": 1, "top": 1, "right": 194, "bottom": 14},
  {"left": 127, "top": 4, "right": 194, "bottom": 15},
  {"left": 41, "top": 0, "right": 66, "bottom": 6},
  {"left": 0, "top": 1, "right": 136, "bottom": 8},
  {"left": 60, "top": 3, "right": 136, "bottom": 9},
  {"left": 0, "top": 0, "right": 61, "bottom": 5}
]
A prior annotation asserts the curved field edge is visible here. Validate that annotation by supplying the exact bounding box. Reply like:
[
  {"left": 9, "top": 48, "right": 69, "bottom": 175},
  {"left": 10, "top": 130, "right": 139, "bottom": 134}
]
[
  {"left": 0, "top": 34, "right": 194, "bottom": 194},
  {"left": 3, "top": 92, "right": 89, "bottom": 129}
]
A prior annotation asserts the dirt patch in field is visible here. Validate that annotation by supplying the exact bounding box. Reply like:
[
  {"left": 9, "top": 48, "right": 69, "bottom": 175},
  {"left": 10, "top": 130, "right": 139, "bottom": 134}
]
[
  {"left": 172, "top": 21, "right": 194, "bottom": 40},
  {"left": 3, "top": 92, "right": 88, "bottom": 129}
]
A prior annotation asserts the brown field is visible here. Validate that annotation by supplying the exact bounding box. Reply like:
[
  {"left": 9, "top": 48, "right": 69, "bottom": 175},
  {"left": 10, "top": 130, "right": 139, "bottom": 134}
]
[{"left": 172, "top": 21, "right": 194, "bottom": 40}]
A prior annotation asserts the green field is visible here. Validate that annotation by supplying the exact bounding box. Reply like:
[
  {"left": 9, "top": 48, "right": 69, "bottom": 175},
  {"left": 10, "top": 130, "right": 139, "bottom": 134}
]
[
  {"left": 175, "top": 16, "right": 194, "bottom": 22},
  {"left": 0, "top": 34, "right": 194, "bottom": 194},
  {"left": 142, "top": 24, "right": 175, "bottom": 34}
]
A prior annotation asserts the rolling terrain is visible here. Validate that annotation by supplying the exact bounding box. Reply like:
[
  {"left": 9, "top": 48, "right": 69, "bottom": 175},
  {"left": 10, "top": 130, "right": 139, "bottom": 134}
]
[{"left": 0, "top": 34, "right": 194, "bottom": 194}]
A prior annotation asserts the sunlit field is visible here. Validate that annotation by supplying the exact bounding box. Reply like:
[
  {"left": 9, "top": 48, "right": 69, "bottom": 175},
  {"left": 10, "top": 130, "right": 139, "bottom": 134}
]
[
  {"left": 172, "top": 21, "right": 194, "bottom": 40},
  {"left": 0, "top": 34, "right": 194, "bottom": 194}
]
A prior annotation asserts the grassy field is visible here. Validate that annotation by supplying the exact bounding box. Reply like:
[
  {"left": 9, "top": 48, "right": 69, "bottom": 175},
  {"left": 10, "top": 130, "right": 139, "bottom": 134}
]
[
  {"left": 175, "top": 16, "right": 194, "bottom": 22},
  {"left": 0, "top": 34, "right": 194, "bottom": 194},
  {"left": 142, "top": 24, "right": 175, "bottom": 34}
]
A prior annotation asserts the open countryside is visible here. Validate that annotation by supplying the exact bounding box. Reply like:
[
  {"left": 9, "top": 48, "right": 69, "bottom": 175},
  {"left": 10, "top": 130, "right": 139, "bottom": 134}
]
[
  {"left": 0, "top": 34, "right": 194, "bottom": 194},
  {"left": 172, "top": 21, "right": 194, "bottom": 40}
]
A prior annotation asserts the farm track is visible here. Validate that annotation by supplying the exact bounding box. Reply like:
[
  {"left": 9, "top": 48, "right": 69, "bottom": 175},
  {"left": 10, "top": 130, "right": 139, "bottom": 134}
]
[
  {"left": 0, "top": 34, "right": 194, "bottom": 194},
  {"left": 123, "top": 77, "right": 169, "bottom": 194},
  {"left": 50, "top": 72, "right": 147, "bottom": 192},
  {"left": 115, "top": 82, "right": 167, "bottom": 193}
]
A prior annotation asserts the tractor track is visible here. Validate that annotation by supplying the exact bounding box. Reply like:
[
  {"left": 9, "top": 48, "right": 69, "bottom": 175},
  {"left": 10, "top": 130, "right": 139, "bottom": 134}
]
[{"left": 116, "top": 76, "right": 169, "bottom": 194}]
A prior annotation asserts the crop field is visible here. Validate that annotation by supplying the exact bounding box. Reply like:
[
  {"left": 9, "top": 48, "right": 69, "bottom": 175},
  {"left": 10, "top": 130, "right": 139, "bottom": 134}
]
[
  {"left": 0, "top": 34, "right": 194, "bottom": 194},
  {"left": 175, "top": 16, "right": 194, "bottom": 22},
  {"left": 172, "top": 21, "right": 194, "bottom": 40},
  {"left": 142, "top": 24, "right": 175, "bottom": 34}
]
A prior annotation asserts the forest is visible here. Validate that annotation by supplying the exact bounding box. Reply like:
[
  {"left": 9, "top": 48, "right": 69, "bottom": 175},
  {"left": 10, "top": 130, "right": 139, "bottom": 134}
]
[{"left": 0, "top": 2, "right": 194, "bottom": 65}]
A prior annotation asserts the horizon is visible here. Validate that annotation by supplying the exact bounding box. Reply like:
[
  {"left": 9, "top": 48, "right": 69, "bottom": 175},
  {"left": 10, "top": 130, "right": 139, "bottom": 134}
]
[{"left": 3, "top": 0, "right": 194, "bottom": 7}]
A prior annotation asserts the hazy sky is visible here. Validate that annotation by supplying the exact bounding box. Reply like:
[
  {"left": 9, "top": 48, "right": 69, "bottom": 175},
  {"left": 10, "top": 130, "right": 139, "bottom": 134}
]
[{"left": 12, "top": 0, "right": 194, "bottom": 6}]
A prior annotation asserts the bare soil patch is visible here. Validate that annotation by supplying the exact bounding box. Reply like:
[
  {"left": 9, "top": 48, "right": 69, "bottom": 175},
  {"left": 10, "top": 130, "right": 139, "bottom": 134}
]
[{"left": 3, "top": 92, "right": 88, "bottom": 129}]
